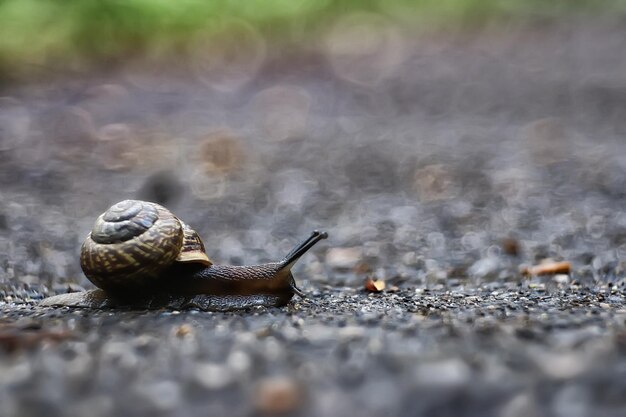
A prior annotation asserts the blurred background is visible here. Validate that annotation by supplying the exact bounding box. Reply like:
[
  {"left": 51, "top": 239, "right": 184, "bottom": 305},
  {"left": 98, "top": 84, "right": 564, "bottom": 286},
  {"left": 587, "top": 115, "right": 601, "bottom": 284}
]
[
  {"left": 1, "top": 0, "right": 626, "bottom": 290},
  {"left": 2, "top": 2, "right": 626, "bottom": 417},
  {"left": 1, "top": 0, "right": 626, "bottom": 289}
]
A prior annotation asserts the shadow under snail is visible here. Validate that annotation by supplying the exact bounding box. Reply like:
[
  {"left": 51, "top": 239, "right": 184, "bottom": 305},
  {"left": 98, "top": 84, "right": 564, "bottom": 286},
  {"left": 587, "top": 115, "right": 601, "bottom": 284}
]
[{"left": 41, "top": 200, "right": 328, "bottom": 311}]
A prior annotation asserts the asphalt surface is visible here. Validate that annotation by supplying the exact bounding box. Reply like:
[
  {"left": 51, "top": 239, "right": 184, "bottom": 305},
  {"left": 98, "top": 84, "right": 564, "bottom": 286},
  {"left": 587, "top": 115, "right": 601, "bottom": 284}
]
[{"left": 1, "top": 17, "right": 626, "bottom": 417}]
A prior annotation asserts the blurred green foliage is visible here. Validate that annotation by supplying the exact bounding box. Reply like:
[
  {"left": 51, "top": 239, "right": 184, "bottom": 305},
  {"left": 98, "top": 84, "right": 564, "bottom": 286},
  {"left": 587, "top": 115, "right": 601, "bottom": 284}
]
[{"left": 1, "top": 0, "right": 625, "bottom": 72}]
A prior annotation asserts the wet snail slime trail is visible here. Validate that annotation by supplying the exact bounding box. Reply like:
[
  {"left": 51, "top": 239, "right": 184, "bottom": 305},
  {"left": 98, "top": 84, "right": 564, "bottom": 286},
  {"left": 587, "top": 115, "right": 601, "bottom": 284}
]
[{"left": 40, "top": 200, "right": 328, "bottom": 311}]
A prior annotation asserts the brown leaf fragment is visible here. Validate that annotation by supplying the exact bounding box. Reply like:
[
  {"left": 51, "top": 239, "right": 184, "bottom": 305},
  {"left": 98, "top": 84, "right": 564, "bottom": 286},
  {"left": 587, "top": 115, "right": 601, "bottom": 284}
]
[
  {"left": 364, "top": 277, "right": 386, "bottom": 292},
  {"left": 521, "top": 261, "right": 571, "bottom": 276}
]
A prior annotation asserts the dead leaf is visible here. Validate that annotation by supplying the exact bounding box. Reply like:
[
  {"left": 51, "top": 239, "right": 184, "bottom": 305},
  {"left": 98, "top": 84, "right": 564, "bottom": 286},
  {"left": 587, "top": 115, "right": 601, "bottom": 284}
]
[
  {"left": 521, "top": 261, "right": 571, "bottom": 276},
  {"left": 364, "top": 277, "right": 386, "bottom": 292}
]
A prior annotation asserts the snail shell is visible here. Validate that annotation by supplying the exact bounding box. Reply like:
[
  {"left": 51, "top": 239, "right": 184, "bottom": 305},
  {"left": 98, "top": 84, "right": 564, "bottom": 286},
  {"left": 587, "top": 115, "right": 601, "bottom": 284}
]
[
  {"left": 80, "top": 200, "right": 210, "bottom": 293},
  {"left": 41, "top": 200, "right": 328, "bottom": 311}
]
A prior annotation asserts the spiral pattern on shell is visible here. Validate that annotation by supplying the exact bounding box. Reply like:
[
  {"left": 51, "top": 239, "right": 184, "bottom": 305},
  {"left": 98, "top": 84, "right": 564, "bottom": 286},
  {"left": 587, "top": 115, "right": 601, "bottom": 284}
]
[{"left": 80, "top": 200, "right": 185, "bottom": 293}]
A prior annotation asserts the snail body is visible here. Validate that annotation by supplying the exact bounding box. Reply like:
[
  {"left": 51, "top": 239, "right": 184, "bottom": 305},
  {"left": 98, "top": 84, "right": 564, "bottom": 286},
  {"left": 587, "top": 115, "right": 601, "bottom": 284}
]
[{"left": 41, "top": 200, "right": 327, "bottom": 311}]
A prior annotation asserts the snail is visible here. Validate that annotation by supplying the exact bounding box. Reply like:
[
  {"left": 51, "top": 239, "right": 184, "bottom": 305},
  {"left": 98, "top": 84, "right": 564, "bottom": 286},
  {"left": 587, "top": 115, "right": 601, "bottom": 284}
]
[{"left": 40, "top": 200, "right": 327, "bottom": 311}]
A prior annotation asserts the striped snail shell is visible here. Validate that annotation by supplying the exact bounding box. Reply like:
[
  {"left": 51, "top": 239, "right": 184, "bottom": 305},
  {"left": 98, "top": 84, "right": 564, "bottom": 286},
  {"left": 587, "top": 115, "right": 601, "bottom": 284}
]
[{"left": 79, "top": 200, "right": 211, "bottom": 293}]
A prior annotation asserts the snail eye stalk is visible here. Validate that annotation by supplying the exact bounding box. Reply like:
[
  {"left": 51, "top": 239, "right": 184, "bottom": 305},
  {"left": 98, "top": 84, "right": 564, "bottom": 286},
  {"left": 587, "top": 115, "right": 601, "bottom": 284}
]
[{"left": 281, "top": 230, "right": 328, "bottom": 271}]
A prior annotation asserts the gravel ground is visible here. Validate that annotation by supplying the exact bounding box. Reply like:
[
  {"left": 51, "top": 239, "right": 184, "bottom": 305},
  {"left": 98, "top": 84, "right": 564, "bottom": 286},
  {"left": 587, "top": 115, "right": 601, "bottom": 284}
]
[{"left": 1, "top": 18, "right": 626, "bottom": 417}]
